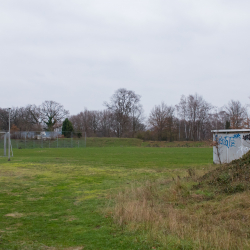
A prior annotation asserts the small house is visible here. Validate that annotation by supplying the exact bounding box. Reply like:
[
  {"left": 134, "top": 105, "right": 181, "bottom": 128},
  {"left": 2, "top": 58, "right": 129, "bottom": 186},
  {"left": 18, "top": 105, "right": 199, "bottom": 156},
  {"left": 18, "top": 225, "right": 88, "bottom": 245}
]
[{"left": 211, "top": 129, "right": 250, "bottom": 164}]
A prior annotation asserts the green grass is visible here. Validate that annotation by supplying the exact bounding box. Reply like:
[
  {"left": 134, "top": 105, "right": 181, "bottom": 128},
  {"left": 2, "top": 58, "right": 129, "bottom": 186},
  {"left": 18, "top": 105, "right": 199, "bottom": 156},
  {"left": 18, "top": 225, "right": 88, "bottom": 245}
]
[
  {"left": 8, "top": 137, "right": 143, "bottom": 150},
  {"left": 0, "top": 147, "right": 212, "bottom": 249},
  {"left": 6, "top": 137, "right": 210, "bottom": 150},
  {"left": 86, "top": 137, "right": 143, "bottom": 147}
]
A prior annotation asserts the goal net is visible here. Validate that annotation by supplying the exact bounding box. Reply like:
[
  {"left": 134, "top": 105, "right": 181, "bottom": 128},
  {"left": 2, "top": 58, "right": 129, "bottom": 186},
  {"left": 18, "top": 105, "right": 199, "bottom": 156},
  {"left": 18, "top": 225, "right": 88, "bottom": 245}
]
[
  {"left": 0, "top": 132, "right": 13, "bottom": 157},
  {"left": 0, "top": 132, "right": 7, "bottom": 157}
]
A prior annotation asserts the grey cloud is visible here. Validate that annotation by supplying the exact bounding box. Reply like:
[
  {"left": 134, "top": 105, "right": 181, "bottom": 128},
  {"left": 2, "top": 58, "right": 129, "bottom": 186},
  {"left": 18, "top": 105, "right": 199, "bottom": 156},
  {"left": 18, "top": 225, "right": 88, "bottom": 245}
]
[{"left": 0, "top": 0, "right": 250, "bottom": 115}]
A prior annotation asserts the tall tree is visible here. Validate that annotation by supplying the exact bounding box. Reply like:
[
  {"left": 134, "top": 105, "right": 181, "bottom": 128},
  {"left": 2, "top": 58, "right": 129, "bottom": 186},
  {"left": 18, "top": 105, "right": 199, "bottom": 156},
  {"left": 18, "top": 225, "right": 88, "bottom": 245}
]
[
  {"left": 39, "top": 101, "right": 69, "bottom": 131},
  {"left": 104, "top": 88, "right": 143, "bottom": 137},
  {"left": 148, "top": 103, "right": 175, "bottom": 141},
  {"left": 98, "top": 110, "right": 115, "bottom": 137},
  {"left": 224, "top": 100, "right": 247, "bottom": 129},
  {"left": 0, "top": 105, "right": 40, "bottom": 132},
  {"left": 0, "top": 108, "right": 9, "bottom": 131},
  {"left": 62, "top": 118, "right": 74, "bottom": 138},
  {"left": 176, "top": 94, "right": 212, "bottom": 141},
  {"left": 70, "top": 109, "right": 102, "bottom": 136},
  {"left": 176, "top": 95, "right": 188, "bottom": 139}
]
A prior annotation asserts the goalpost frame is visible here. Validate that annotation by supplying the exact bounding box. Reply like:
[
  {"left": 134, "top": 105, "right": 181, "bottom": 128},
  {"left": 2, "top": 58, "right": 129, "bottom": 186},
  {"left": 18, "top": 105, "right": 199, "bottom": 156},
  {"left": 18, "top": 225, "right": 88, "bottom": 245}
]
[
  {"left": 0, "top": 132, "right": 12, "bottom": 158},
  {"left": 0, "top": 132, "right": 7, "bottom": 157},
  {"left": 0, "top": 108, "right": 12, "bottom": 160}
]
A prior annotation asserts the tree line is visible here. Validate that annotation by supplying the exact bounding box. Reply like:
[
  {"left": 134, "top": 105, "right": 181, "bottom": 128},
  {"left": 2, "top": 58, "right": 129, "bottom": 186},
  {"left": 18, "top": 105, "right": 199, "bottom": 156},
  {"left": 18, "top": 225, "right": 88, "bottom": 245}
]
[{"left": 0, "top": 88, "right": 249, "bottom": 141}]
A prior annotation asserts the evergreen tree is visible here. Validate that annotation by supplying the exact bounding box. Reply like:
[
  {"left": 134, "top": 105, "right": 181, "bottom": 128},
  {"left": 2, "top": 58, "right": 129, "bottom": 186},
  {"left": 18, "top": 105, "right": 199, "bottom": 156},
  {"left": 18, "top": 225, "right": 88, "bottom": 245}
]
[
  {"left": 62, "top": 118, "right": 74, "bottom": 138},
  {"left": 225, "top": 120, "right": 230, "bottom": 129}
]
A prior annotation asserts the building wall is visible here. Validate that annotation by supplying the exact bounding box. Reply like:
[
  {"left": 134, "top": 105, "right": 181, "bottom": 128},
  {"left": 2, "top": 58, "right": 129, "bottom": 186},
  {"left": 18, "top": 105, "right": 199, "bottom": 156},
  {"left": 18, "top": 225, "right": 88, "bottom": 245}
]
[{"left": 213, "top": 132, "right": 250, "bottom": 164}]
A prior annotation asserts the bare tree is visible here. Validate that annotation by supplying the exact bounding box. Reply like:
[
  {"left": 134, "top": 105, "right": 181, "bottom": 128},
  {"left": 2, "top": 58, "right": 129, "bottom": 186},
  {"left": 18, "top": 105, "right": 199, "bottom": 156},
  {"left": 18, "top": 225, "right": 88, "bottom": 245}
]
[
  {"left": 70, "top": 109, "right": 90, "bottom": 134},
  {"left": 130, "top": 103, "right": 145, "bottom": 137},
  {"left": 176, "top": 95, "right": 188, "bottom": 139},
  {"left": 195, "top": 98, "right": 213, "bottom": 140},
  {"left": 88, "top": 111, "right": 101, "bottom": 136},
  {"left": 15, "top": 105, "right": 41, "bottom": 131},
  {"left": 148, "top": 103, "right": 175, "bottom": 141},
  {"left": 186, "top": 94, "right": 201, "bottom": 140},
  {"left": 70, "top": 109, "right": 108, "bottom": 136},
  {"left": 98, "top": 110, "right": 115, "bottom": 137},
  {"left": 104, "top": 88, "right": 143, "bottom": 137},
  {"left": 0, "top": 108, "right": 9, "bottom": 131},
  {"left": 25, "top": 105, "right": 40, "bottom": 126},
  {"left": 224, "top": 100, "right": 247, "bottom": 129},
  {"left": 176, "top": 94, "right": 212, "bottom": 141},
  {"left": 209, "top": 109, "right": 229, "bottom": 131},
  {"left": 213, "top": 135, "right": 222, "bottom": 165},
  {"left": 0, "top": 105, "right": 41, "bottom": 132},
  {"left": 243, "top": 113, "right": 250, "bottom": 129},
  {"left": 39, "top": 101, "right": 69, "bottom": 131}
]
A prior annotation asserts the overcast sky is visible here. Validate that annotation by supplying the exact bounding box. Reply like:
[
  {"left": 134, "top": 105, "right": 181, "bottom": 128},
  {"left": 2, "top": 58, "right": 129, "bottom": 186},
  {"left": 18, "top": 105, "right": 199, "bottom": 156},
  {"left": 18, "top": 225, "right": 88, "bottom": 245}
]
[{"left": 1, "top": 0, "right": 250, "bottom": 116}]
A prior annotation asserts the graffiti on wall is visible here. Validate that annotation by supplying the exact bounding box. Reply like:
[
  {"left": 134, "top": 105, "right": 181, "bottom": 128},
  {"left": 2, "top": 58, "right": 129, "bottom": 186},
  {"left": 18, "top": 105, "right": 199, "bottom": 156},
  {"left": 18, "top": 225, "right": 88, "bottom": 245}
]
[
  {"left": 237, "top": 145, "right": 249, "bottom": 155},
  {"left": 215, "top": 134, "right": 241, "bottom": 149},
  {"left": 243, "top": 134, "right": 250, "bottom": 141},
  {"left": 241, "top": 134, "right": 250, "bottom": 154}
]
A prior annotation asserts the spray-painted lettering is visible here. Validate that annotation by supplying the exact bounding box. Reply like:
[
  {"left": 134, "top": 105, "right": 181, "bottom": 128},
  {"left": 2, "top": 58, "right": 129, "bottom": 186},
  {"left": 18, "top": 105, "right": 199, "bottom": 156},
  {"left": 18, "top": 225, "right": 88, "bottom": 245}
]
[
  {"left": 215, "top": 134, "right": 241, "bottom": 149},
  {"left": 243, "top": 134, "right": 250, "bottom": 141},
  {"left": 233, "top": 133, "right": 241, "bottom": 139}
]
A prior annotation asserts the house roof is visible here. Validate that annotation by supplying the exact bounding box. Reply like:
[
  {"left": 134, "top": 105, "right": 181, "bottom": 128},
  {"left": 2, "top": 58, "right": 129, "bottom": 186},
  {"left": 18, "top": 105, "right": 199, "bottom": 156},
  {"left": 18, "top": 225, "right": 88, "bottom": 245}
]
[{"left": 211, "top": 129, "right": 250, "bottom": 133}]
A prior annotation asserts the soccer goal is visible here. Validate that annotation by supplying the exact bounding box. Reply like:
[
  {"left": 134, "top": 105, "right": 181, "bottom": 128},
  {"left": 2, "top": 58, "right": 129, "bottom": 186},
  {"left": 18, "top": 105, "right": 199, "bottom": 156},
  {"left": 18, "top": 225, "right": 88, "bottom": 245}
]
[{"left": 0, "top": 132, "right": 13, "bottom": 158}]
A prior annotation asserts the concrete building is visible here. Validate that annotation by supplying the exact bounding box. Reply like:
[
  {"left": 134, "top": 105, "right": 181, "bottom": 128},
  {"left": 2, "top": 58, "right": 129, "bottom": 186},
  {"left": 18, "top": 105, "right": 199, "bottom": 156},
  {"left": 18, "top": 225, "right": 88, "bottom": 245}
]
[{"left": 212, "top": 129, "right": 250, "bottom": 164}]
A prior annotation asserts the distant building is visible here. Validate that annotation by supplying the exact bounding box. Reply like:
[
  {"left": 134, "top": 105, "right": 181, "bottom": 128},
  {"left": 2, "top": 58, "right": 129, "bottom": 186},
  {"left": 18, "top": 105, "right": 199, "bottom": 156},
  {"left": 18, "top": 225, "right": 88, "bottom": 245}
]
[{"left": 211, "top": 129, "right": 250, "bottom": 164}]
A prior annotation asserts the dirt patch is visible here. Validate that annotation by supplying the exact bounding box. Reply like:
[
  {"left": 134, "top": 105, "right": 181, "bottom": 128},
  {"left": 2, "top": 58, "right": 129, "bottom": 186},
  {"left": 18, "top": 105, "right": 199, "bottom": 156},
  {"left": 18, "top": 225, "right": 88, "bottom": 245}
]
[
  {"left": 5, "top": 212, "right": 24, "bottom": 218},
  {"left": 66, "top": 216, "right": 77, "bottom": 222},
  {"left": 64, "top": 247, "right": 84, "bottom": 250},
  {"left": 45, "top": 247, "right": 84, "bottom": 250},
  {"left": 27, "top": 197, "right": 44, "bottom": 201}
]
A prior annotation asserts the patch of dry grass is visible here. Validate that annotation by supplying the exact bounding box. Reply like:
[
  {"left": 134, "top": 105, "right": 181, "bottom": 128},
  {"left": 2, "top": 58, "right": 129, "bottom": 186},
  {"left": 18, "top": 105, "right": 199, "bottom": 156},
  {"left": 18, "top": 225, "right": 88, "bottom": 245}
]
[
  {"left": 108, "top": 172, "right": 250, "bottom": 249},
  {"left": 5, "top": 212, "right": 24, "bottom": 218}
]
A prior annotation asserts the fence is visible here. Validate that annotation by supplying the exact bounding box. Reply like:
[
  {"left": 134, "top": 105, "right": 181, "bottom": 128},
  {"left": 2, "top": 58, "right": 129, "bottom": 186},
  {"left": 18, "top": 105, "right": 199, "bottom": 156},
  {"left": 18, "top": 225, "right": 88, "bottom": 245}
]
[
  {"left": 0, "top": 132, "right": 7, "bottom": 156},
  {"left": 3, "top": 131, "right": 87, "bottom": 149}
]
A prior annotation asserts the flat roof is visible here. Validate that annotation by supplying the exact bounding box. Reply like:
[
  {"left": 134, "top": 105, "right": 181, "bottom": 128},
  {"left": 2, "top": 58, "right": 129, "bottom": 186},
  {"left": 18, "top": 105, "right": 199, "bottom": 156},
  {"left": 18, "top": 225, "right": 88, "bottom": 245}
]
[{"left": 211, "top": 129, "right": 250, "bottom": 133}]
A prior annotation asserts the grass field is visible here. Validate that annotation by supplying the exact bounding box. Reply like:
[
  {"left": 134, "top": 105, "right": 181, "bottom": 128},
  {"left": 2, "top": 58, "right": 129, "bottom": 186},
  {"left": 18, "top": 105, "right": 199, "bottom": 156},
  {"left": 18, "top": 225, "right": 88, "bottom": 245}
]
[
  {"left": 3, "top": 137, "right": 210, "bottom": 151},
  {"left": 0, "top": 147, "right": 212, "bottom": 249}
]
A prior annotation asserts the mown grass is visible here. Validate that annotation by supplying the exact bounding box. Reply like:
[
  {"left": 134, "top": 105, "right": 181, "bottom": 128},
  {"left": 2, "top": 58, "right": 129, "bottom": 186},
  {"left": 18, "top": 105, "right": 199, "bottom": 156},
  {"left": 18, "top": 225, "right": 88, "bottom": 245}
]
[
  {"left": 10, "top": 137, "right": 143, "bottom": 149},
  {"left": 141, "top": 140, "right": 210, "bottom": 148},
  {"left": 0, "top": 147, "right": 212, "bottom": 249},
  {"left": 11, "top": 147, "right": 212, "bottom": 169},
  {"left": 6, "top": 137, "right": 210, "bottom": 150}
]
